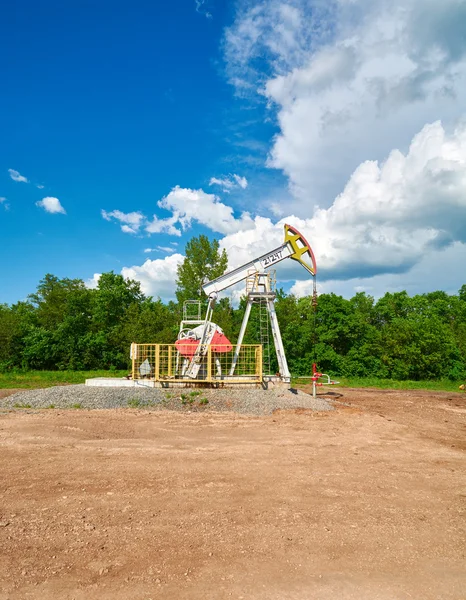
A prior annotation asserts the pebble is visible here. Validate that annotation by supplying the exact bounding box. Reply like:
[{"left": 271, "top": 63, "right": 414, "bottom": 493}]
[{"left": 2, "top": 384, "right": 333, "bottom": 415}]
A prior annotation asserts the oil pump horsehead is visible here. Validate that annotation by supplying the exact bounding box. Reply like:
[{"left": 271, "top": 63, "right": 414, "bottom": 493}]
[{"left": 175, "top": 224, "right": 317, "bottom": 382}]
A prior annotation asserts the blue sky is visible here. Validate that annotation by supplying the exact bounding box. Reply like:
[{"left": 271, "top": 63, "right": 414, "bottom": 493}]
[
  {"left": 2, "top": 0, "right": 466, "bottom": 304},
  {"left": 0, "top": 0, "right": 278, "bottom": 303}
]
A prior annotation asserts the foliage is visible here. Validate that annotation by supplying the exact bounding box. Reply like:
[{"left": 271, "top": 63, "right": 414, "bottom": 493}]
[
  {"left": 0, "top": 236, "right": 465, "bottom": 383},
  {"left": 176, "top": 235, "right": 228, "bottom": 303}
]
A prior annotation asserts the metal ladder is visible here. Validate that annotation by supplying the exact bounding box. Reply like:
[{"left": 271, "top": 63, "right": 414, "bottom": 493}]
[{"left": 259, "top": 298, "right": 271, "bottom": 375}]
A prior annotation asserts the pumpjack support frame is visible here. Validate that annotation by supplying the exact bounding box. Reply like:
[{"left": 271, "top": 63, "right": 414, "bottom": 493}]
[{"left": 200, "top": 223, "right": 317, "bottom": 384}]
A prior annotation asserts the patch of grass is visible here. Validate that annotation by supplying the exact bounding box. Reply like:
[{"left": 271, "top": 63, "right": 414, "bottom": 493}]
[
  {"left": 13, "top": 402, "right": 31, "bottom": 409},
  {"left": 189, "top": 391, "right": 201, "bottom": 397},
  {"left": 72, "top": 403, "right": 83, "bottom": 409},
  {"left": 47, "top": 404, "right": 55, "bottom": 409},
  {"left": 0, "top": 370, "right": 128, "bottom": 390},
  {"left": 293, "top": 375, "right": 461, "bottom": 393},
  {"left": 199, "top": 398, "right": 209, "bottom": 406},
  {"left": 127, "top": 398, "right": 141, "bottom": 408}
]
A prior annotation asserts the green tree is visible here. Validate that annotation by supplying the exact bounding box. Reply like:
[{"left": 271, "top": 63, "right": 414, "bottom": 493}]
[
  {"left": 176, "top": 235, "right": 228, "bottom": 304},
  {"left": 28, "top": 274, "right": 89, "bottom": 330},
  {"left": 92, "top": 272, "right": 144, "bottom": 330}
]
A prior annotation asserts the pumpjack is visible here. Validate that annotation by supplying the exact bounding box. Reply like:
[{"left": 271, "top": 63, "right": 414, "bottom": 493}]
[{"left": 175, "top": 224, "right": 317, "bottom": 383}]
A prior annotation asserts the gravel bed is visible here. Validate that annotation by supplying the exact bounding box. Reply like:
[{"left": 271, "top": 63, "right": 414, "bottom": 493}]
[{"left": 1, "top": 384, "right": 333, "bottom": 415}]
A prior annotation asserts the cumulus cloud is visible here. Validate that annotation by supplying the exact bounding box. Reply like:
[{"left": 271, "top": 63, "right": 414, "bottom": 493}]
[
  {"left": 102, "top": 186, "right": 254, "bottom": 238},
  {"left": 36, "top": 197, "right": 66, "bottom": 214},
  {"left": 100, "top": 2, "right": 466, "bottom": 300},
  {"left": 209, "top": 173, "right": 248, "bottom": 192},
  {"left": 121, "top": 253, "right": 184, "bottom": 299},
  {"left": 225, "top": 0, "right": 466, "bottom": 209},
  {"left": 85, "top": 273, "right": 101, "bottom": 289},
  {"left": 85, "top": 256, "right": 183, "bottom": 301},
  {"left": 220, "top": 120, "right": 466, "bottom": 285},
  {"left": 101, "top": 209, "right": 145, "bottom": 234},
  {"left": 8, "top": 169, "right": 29, "bottom": 183},
  {"left": 145, "top": 213, "right": 181, "bottom": 237},
  {"left": 157, "top": 186, "right": 254, "bottom": 234},
  {"left": 291, "top": 242, "right": 466, "bottom": 300},
  {"left": 114, "top": 120, "right": 466, "bottom": 300}
]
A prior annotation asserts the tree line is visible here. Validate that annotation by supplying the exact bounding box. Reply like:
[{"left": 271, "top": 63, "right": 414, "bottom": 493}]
[{"left": 1, "top": 236, "right": 465, "bottom": 380}]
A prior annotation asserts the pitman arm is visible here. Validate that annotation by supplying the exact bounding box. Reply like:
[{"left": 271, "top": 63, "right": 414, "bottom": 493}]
[{"left": 202, "top": 224, "right": 317, "bottom": 296}]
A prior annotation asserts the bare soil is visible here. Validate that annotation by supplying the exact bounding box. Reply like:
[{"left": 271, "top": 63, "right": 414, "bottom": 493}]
[{"left": 0, "top": 387, "right": 465, "bottom": 600}]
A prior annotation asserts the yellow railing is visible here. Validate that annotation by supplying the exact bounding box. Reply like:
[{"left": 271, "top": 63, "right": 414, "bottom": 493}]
[{"left": 131, "top": 343, "right": 263, "bottom": 384}]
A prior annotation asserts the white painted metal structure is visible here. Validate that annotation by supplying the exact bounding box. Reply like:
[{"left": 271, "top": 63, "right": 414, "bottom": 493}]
[
  {"left": 229, "top": 270, "right": 290, "bottom": 380},
  {"left": 203, "top": 225, "right": 316, "bottom": 297},
  {"left": 200, "top": 224, "right": 317, "bottom": 383}
]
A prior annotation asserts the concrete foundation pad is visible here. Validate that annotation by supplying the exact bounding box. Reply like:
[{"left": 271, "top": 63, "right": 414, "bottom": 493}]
[
  {"left": 86, "top": 378, "right": 142, "bottom": 388},
  {"left": 84, "top": 377, "right": 270, "bottom": 389}
]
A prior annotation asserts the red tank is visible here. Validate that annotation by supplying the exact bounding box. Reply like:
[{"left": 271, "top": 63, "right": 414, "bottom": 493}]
[{"left": 175, "top": 330, "right": 233, "bottom": 357}]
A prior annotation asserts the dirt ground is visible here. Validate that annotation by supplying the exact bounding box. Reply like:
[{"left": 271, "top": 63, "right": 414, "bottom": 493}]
[{"left": 0, "top": 387, "right": 465, "bottom": 600}]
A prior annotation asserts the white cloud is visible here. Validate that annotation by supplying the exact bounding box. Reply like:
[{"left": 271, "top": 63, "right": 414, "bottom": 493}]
[
  {"left": 36, "top": 184, "right": 45, "bottom": 189},
  {"left": 225, "top": 0, "right": 466, "bottom": 210},
  {"left": 233, "top": 174, "right": 248, "bottom": 189},
  {"left": 115, "top": 120, "right": 466, "bottom": 299},
  {"left": 220, "top": 120, "right": 466, "bottom": 288},
  {"left": 145, "top": 213, "right": 181, "bottom": 237},
  {"left": 144, "top": 246, "right": 175, "bottom": 254},
  {"left": 103, "top": 186, "right": 255, "bottom": 239},
  {"left": 85, "top": 273, "right": 101, "bottom": 289},
  {"left": 209, "top": 173, "right": 248, "bottom": 192},
  {"left": 36, "top": 196, "right": 66, "bottom": 214},
  {"left": 99, "top": 2, "right": 466, "bottom": 301},
  {"left": 157, "top": 246, "right": 176, "bottom": 253},
  {"left": 8, "top": 169, "right": 29, "bottom": 183},
  {"left": 121, "top": 253, "right": 184, "bottom": 299},
  {"left": 86, "top": 256, "right": 183, "bottom": 301},
  {"left": 158, "top": 186, "right": 254, "bottom": 234},
  {"left": 101, "top": 209, "right": 144, "bottom": 234},
  {"left": 195, "top": 0, "right": 212, "bottom": 19},
  {"left": 213, "top": 0, "right": 466, "bottom": 297},
  {"left": 0, "top": 197, "right": 9, "bottom": 210},
  {"left": 291, "top": 242, "right": 466, "bottom": 300}
]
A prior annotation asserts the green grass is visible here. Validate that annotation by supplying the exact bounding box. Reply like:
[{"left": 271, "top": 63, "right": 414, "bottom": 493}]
[
  {"left": 1, "top": 369, "right": 461, "bottom": 395},
  {"left": 127, "top": 398, "right": 141, "bottom": 408},
  {"left": 293, "top": 375, "right": 462, "bottom": 393},
  {"left": 0, "top": 370, "right": 128, "bottom": 390}
]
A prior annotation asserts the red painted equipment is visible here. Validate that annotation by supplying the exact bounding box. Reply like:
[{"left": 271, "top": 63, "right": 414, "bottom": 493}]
[
  {"left": 310, "top": 363, "right": 339, "bottom": 398},
  {"left": 175, "top": 330, "right": 232, "bottom": 357}
]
